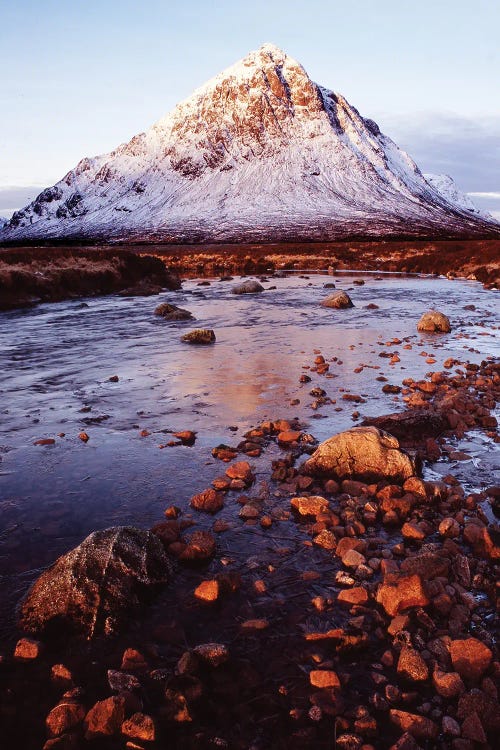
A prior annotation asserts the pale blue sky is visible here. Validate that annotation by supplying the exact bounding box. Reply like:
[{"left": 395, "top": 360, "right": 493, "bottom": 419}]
[{"left": 1, "top": 0, "right": 499, "bottom": 217}]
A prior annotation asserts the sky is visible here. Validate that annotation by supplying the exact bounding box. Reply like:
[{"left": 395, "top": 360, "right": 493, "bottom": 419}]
[{"left": 1, "top": 0, "right": 499, "bottom": 219}]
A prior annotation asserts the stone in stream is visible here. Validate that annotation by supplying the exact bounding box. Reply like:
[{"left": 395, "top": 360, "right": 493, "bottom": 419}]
[
  {"left": 122, "top": 712, "right": 156, "bottom": 742},
  {"left": 417, "top": 310, "right": 451, "bottom": 333},
  {"left": 231, "top": 279, "right": 264, "bottom": 294},
  {"left": 154, "top": 302, "right": 193, "bottom": 320},
  {"left": 361, "top": 410, "right": 448, "bottom": 446},
  {"left": 181, "top": 329, "right": 216, "bottom": 344},
  {"left": 302, "top": 426, "right": 417, "bottom": 484},
  {"left": 18, "top": 527, "right": 171, "bottom": 637},
  {"left": 320, "top": 290, "right": 354, "bottom": 308},
  {"left": 84, "top": 696, "right": 126, "bottom": 739},
  {"left": 450, "top": 638, "right": 493, "bottom": 683}
]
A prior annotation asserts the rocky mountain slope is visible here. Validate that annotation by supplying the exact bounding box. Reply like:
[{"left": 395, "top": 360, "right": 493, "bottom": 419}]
[{"left": 2, "top": 44, "right": 498, "bottom": 243}]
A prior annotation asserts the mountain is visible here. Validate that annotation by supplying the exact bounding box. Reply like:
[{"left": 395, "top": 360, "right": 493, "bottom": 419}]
[
  {"left": 423, "top": 174, "right": 493, "bottom": 220},
  {"left": 2, "top": 44, "right": 498, "bottom": 243}
]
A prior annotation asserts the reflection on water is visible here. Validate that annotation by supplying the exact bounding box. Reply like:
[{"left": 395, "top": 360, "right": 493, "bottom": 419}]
[{"left": 0, "top": 272, "right": 498, "bottom": 639}]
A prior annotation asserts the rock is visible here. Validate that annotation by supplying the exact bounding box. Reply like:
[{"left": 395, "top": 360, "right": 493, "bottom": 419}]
[
  {"left": 225, "top": 461, "right": 254, "bottom": 484},
  {"left": 18, "top": 527, "right": 171, "bottom": 637},
  {"left": 313, "top": 529, "right": 337, "bottom": 550},
  {"left": 342, "top": 549, "right": 366, "bottom": 568},
  {"left": 376, "top": 574, "right": 430, "bottom": 617},
  {"left": 401, "top": 522, "right": 426, "bottom": 541},
  {"left": 241, "top": 619, "right": 269, "bottom": 631},
  {"left": 290, "top": 495, "right": 329, "bottom": 518},
  {"left": 178, "top": 530, "right": 216, "bottom": 563},
  {"left": 46, "top": 702, "right": 86, "bottom": 737},
  {"left": 361, "top": 410, "right": 447, "bottom": 446},
  {"left": 442, "top": 716, "right": 461, "bottom": 736},
  {"left": 107, "top": 669, "right": 141, "bottom": 693},
  {"left": 154, "top": 302, "right": 193, "bottom": 320},
  {"left": 173, "top": 430, "right": 196, "bottom": 445},
  {"left": 439, "top": 517, "right": 460, "bottom": 538},
  {"left": 309, "top": 670, "right": 340, "bottom": 688},
  {"left": 320, "top": 291, "right": 354, "bottom": 309},
  {"left": 303, "top": 426, "right": 416, "bottom": 483},
  {"left": 389, "top": 732, "right": 421, "bottom": 750},
  {"left": 457, "top": 689, "right": 500, "bottom": 732},
  {"left": 397, "top": 646, "right": 429, "bottom": 682},
  {"left": 121, "top": 712, "right": 156, "bottom": 742},
  {"left": 181, "top": 329, "right": 216, "bottom": 344},
  {"left": 463, "top": 521, "right": 499, "bottom": 561},
  {"left": 194, "top": 580, "right": 219, "bottom": 602},
  {"left": 389, "top": 709, "right": 439, "bottom": 740},
  {"left": 433, "top": 669, "right": 465, "bottom": 698},
  {"left": 14, "top": 637, "right": 43, "bottom": 660},
  {"left": 150, "top": 520, "right": 181, "bottom": 547},
  {"left": 461, "top": 713, "right": 487, "bottom": 744},
  {"left": 78, "top": 432, "right": 89, "bottom": 443},
  {"left": 450, "top": 638, "right": 492, "bottom": 682},
  {"left": 417, "top": 310, "right": 451, "bottom": 333},
  {"left": 34, "top": 438, "right": 56, "bottom": 446},
  {"left": 121, "top": 648, "right": 148, "bottom": 672},
  {"left": 400, "top": 553, "right": 450, "bottom": 580},
  {"left": 51, "top": 664, "right": 74, "bottom": 689},
  {"left": 337, "top": 587, "right": 368, "bottom": 606},
  {"left": 336, "top": 734, "right": 363, "bottom": 750},
  {"left": 193, "top": 643, "right": 229, "bottom": 667},
  {"left": 84, "top": 696, "right": 126, "bottom": 739},
  {"left": 190, "top": 488, "right": 224, "bottom": 513},
  {"left": 277, "top": 430, "right": 302, "bottom": 445},
  {"left": 232, "top": 280, "right": 264, "bottom": 294}
]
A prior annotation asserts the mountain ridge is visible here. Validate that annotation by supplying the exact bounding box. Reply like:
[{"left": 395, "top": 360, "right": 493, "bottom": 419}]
[{"left": 2, "top": 44, "right": 498, "bottom": 243}]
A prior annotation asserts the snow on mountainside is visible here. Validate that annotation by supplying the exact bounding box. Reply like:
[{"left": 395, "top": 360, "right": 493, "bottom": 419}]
[
  {"left": 2, "top": 44, "right": 498, "bottom": 243},
  {"left": 424, "top": 174, "right": 495, "bottom": 221}
]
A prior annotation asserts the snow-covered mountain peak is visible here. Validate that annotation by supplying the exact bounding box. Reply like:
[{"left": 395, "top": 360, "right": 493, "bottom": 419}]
[{"left": 2, "top": 46, "right": 499, "bottom": 243}]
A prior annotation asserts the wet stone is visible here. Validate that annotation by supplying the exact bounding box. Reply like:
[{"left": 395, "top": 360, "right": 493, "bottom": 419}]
[
  {"left": 290, "top": 495, "right": 329, "bottom": 518},
  {"left": 190, "top": 488, "right": 224, "bottom": 513},
  {"left": 193, "top": 643, "right": 229, "bottom": 667},
  {"left": 121, "top": 712, "right": 156, "bottom": 742},
  {"left": 46, "top": 702, "right": 86, "bottom": 737},
  {"left": 450, "top": 638, "right": 493, "bottom": 683},
  {"left": 397, "top": 646, "right": 429, "bottom": 682},
  {"left": 14, "top": 637, "right": 43, "bottom": 660},
  {"left": 309, "top": 670, "right": 340, "bottom": 689}
]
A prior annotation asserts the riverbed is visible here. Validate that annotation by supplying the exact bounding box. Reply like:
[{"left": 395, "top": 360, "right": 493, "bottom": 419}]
[{"left": 0, "top": 271, "right": 498, "bottom": 640}]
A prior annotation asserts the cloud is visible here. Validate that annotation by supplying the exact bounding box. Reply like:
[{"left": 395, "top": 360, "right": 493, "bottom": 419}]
[
  {"left": 376, "top": 112, "right": 500, "bottom": 195},
  {"left": 468, "top": 191, "right": 500, "bottom": 199}
]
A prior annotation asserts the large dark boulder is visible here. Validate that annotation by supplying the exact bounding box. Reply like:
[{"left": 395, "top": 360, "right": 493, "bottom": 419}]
[
  {"left": 361, "top": 410, "right": 448, "bottom": 447},
  {"left": 302, "top": 426, "right": 417, "bottom": 484},
  {"left": 18, "top": 527, "right": 171, "bottom": 638}
]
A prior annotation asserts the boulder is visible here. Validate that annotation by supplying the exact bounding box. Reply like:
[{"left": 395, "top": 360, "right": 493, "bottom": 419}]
[
  {"left": 84, "top": 696, "right": 125, "bottom": 739},
  {"left": 18, "top": 527, "right": 171, "bottom": 637},
  {"left": 450, "top": 638, "right": 493, "bottom": 683},
  {"left": 302, "top": 426, "right": 417, "bottom": 484},
  {"left": 361, "top": 410, "right": 447, "bottom": 446},
  {"left": 181, "top": 329, "right": 216, "bottom": 345},
  {"left": 320, "top": 291, "right": 354, "bottom": 309},
  {"left": 417, "top": 310, "right": 451, "bottom": 333},
  {"left": 376, "top": 573, "right": 430, "bottom": 616},
  {"left": 154, "top": 302, "right": 193, "bottom": 320},
  {"left": 389, "top": 710, "right": 439, "bottom": 740},
  {"left": 397, "top": 646, "right": 429, "bottom": 682},
  {"left": 231, "top": 280, "right": 264, "bottom": 294}
]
